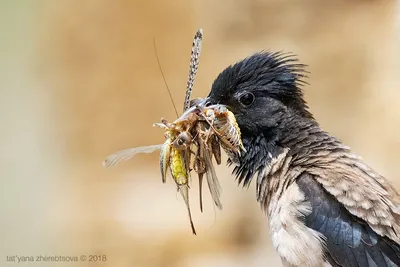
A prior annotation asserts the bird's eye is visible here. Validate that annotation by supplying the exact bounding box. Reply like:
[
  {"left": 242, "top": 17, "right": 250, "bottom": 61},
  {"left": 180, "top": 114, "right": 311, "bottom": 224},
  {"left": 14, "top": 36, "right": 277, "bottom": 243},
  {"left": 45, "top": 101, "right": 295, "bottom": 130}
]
[{"left": 239, "top": 92, "right": 255, "bottom": 107}]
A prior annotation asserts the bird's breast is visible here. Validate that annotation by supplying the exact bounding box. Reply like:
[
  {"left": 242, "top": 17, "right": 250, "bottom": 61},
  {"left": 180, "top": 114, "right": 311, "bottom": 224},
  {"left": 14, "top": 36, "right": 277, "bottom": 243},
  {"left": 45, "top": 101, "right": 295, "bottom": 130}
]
[{"left": 267, "top": 181, "right": 330, "bottom": 267}]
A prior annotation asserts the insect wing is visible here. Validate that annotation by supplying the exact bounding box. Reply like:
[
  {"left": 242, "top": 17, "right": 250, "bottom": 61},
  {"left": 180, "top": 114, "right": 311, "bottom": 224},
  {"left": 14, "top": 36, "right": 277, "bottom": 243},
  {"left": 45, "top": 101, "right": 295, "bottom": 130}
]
[
  {"left": 210, "top": 135, "right": 222, "bottom": 165},
  {"left": 202, "top": 139, "right": 223, "bottom": 210},
  {"left": 183, "top": 29, "right": 203, "bottom": 111},
  {"left": 102, "top": 144, "right": 163, "bottom": 168}
]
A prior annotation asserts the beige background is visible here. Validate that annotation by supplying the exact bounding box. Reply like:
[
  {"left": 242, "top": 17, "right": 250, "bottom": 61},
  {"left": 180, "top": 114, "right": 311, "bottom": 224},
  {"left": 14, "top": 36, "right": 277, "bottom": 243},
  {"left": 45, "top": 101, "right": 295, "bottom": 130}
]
[{"left": 1, "top": 1, "right": 399, "bottom": 266}]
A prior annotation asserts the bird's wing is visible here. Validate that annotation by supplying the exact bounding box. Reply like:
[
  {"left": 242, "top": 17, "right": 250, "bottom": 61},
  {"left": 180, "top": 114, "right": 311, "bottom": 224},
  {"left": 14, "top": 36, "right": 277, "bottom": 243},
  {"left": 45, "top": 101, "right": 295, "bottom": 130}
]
[
  {"left": 297, "top": 173, "right": 400, "bottom": 267},
  {"left": 304, "top": 150, "right": 400, "bottom": 244}
]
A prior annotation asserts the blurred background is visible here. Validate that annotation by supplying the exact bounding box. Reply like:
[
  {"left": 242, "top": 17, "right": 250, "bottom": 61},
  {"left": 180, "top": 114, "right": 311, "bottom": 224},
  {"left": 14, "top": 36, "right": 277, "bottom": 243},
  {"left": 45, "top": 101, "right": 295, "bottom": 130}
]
[{"left": 1, "top": 0, "right": 399, "bottom": 266}]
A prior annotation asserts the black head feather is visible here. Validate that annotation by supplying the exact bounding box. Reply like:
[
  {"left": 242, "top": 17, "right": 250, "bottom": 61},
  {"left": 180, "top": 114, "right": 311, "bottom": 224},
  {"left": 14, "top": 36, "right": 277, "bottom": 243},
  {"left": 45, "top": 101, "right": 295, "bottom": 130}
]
[
  {"left": 209, "top": 51, "right": 313, "bottom": 120},
  {"left": 207, "top": 51, "right": 316, "bottom": 187}
]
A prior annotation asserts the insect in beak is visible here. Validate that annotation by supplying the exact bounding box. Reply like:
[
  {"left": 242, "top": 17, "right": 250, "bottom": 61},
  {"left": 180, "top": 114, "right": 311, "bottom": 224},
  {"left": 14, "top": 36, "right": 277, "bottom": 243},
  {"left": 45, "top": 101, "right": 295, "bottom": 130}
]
[{"left": 103, "top": 29, "right": 245, "bottom": 235}]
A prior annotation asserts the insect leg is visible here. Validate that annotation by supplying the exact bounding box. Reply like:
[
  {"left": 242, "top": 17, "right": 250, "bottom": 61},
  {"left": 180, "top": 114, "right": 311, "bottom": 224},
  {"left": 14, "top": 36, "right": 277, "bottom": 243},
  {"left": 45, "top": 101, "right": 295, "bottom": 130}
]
[
  {"left": 196, "top": 140, "right": 206, "bottom": 213},
  {"left": 179, "top": 184, "right": 197, "bottom": 235}
]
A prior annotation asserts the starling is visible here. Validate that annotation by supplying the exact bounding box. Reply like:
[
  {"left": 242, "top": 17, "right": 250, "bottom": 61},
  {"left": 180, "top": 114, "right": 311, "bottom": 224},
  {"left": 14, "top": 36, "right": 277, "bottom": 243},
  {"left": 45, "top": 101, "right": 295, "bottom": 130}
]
[{"left": 205, "top": 52, "right": 400, "bottom": 267}]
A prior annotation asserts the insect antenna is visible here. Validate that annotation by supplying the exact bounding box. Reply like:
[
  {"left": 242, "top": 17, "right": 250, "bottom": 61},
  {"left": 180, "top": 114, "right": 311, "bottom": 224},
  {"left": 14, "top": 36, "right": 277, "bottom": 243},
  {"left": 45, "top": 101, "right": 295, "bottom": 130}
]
[
  {"left": 153, "top": 38, "right": 179, "bottom": 117},
  {"left": 183, "top": 29, "right": 203, "bottom": 111}
]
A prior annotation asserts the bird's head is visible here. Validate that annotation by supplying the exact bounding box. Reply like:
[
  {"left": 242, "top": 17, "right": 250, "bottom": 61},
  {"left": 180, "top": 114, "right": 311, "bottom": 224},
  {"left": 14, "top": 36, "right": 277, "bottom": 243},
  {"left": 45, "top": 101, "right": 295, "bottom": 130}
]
[
  {"left": 208, "top": 51, "right": 313, "bottom": 134},
  {"left": 206, "top": 52, "right": 316, "bottom": 186}
]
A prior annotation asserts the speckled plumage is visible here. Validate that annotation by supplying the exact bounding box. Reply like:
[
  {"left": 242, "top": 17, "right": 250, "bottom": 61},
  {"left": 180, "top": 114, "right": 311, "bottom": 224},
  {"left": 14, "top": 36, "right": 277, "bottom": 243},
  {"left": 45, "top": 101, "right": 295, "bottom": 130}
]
[{"left": 206, "top": 52, "right": 400, "bottom": 267}]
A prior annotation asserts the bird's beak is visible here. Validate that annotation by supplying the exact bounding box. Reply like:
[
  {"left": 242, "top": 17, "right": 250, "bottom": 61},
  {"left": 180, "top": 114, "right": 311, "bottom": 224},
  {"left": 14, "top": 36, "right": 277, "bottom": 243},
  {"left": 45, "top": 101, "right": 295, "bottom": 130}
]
[{"left": 189, "top": 97, "right": 209, "bottom": 108}]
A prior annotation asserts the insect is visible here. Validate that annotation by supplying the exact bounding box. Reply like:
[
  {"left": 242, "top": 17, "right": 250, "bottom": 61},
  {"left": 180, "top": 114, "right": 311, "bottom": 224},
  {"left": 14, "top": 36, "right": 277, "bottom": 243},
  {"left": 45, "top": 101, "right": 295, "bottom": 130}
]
[
  {"left": 201, "top": 104, "right": 246, "bottom": 164},
  {"left": 103, "top": 29, "right": 245, "bottom": 235},
  {"left": 104, "top": 29, "right": 204, "bottom": 235}
]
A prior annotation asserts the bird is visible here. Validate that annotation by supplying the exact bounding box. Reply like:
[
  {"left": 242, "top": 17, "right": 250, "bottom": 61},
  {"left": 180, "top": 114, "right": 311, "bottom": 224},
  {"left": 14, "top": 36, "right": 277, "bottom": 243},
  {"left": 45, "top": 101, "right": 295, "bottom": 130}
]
[{"left": 204, "top": 51, "right": 400, "bottom": 267}]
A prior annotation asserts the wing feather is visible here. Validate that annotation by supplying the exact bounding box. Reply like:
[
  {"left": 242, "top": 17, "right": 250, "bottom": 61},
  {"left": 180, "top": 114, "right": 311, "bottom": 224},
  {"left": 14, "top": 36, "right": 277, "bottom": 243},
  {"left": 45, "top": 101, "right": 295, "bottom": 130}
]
[{"left": 297, "top": 173, "right": 400, "bottom": 267}]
